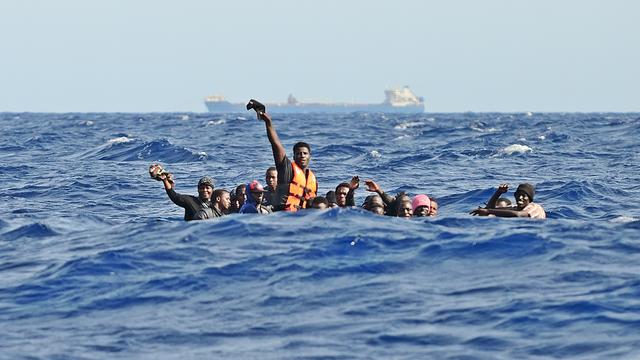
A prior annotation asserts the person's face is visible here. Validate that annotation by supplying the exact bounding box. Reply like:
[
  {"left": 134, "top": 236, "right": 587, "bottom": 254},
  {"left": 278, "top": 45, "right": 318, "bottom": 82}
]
[
  {"left": 397, "top": 201, "right": 413, "bottom": 218},
  {"left": 219, "top": 193, "right": 231, "bottom": 210},
  {"left": 515, "top": 191, "right": 531, "bottom": 209},
  {"left": 294, "top": 146, "right": 311, "bottom": 169},
  {"left": 198, "top": 184, "right": 213, "bottom": 201},
  {"left": 428, "top": 201, "right": 438, "bottom": 217},
  {"left": 335, "top": 186, "right": 349, "bottom": 207},
  {"left": 413, "top": 205, "right": 430, "bottom": 217},
  {"left": 236, "top": 189, "right": 246, "bottom": 206},
  {"left": 251, "top": 191, "right": 263, "bottom": 204},
  {"left": 265, "top": 170, "right": 277, "bottom": 189}
]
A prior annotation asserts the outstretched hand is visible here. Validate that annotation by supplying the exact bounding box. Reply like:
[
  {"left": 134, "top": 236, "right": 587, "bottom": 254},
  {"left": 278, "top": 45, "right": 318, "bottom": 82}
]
[{"left": 497, "top": 183, "right": 509, "bottom": 194}]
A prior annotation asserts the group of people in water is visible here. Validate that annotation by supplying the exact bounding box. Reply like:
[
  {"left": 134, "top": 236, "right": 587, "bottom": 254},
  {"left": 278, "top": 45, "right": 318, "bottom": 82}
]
[{"left": 150, "top": 107, "right": 546, "bottom": 221}]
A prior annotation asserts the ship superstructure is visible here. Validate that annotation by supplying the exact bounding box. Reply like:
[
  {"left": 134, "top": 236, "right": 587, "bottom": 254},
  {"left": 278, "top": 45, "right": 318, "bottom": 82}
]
[{"left": 204, "top": 86, "right": 425, "bottom": 113}]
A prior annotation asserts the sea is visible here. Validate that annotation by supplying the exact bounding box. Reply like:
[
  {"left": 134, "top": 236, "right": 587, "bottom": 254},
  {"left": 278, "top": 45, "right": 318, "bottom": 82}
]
[{"left": 1, "top": 112, "right": 639, "bottom": 359}]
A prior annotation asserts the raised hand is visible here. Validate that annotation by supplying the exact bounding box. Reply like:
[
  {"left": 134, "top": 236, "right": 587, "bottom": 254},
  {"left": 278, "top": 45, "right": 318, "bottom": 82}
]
[
  {"left": 364, "top": 179, "right": 380, "bottom": 193},
  {"left": 349, "top": 176, "right": 360, "bottom": 190}
]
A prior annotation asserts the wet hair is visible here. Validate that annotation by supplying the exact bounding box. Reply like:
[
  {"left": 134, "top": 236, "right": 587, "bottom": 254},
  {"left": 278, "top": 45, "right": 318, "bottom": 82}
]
[
  {"left": 386, "top": 193, "right": 409, "bottom": 217},
  {"left": 265, "top": 166, "right": 277, "bottom": 174},
  {"left": 335, "top": 182, "right": 350, "bottom": 192},
  {"left": 293, "top": 142, "right": 311, "bottom": 154},
  {"left": 311, "top": 196, "right": 329, "bottom": 208},
  {"left": 496, "top": 197, "right": 512, "bottom": 207},
  {"left": 395, "top": 194, "right": 413, "bottom": 216},
  {"left": 213, "top": 189, "right": 229, "bottom": 201},
  {"left": 234, "top": 184, "right": 246, "bottom": 195},
  {"left": 362, "top": 194, "right": 384, "bottom": 209},
  {"left": 325, "top": 190, "right": 337, "bottom": 204}
]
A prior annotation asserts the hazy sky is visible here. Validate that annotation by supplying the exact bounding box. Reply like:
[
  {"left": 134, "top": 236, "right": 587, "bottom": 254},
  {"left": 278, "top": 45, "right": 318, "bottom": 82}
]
[{"left": 1, "top": 0, "right": 638, "bottom": 112}]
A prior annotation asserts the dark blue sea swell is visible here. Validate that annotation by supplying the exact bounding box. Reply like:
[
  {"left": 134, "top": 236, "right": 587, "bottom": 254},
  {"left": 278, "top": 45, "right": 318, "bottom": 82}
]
[{"left": 1, "top": 112, "right": 640, "bottom": 359}]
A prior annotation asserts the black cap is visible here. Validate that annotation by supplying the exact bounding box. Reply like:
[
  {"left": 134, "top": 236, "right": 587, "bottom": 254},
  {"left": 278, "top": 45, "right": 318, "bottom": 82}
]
[
  {"left": 516, "top": 183, "right": 535, "bottom": 202},
  {"left": 198, "top": 176, "right": 214, "bottom": 188}
]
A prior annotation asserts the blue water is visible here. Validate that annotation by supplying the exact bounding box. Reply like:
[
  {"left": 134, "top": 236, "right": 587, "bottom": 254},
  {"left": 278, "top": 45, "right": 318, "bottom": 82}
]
[{"left": 1, "top": 112, "right": 640, "bottom": 359}]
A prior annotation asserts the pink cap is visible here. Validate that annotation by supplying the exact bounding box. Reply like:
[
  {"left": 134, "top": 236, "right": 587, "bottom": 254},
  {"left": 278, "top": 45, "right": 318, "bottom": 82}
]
[
  {"left": 412, "top": 194, "right": 431, "bottom": 212},
  {"left": 248, "top": 180, "right": 265, "bottom": 193}
]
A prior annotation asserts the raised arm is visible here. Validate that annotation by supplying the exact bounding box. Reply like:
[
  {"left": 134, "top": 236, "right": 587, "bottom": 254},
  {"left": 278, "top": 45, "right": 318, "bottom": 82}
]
[
  {"left": 258, "top": 112, "right": 286, "bottom": 166},
  {"left": 364, "top": 179, "right": 395, "bottom": 207},
  {"left": 346, "top": 176, "right": 359, "bottom": 206},
  {"left": 487, "top": 183, "right": 509, "bottom": 209}
]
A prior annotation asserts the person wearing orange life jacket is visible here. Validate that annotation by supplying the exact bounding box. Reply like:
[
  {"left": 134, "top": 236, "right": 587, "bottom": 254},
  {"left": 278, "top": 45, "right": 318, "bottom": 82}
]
[{"left": 257, "top": 111, "right": 317, "bottom": 211}]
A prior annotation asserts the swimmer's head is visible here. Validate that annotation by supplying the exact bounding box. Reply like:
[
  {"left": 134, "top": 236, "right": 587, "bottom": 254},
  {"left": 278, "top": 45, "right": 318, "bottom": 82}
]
[
  {"left": 293, "top": 142, "right": 311, "bottom": 169},
  {"left": 213, "top": 189, "right": 231, "bottom": 211},
  {"left": 428, "top": 198, "right": 439, "bottom": 217},
  {"left": 265, "top": 167, "right": 277, "bottom": 189},
  {"left": 335, "top": 183, "right": 350, "bottom": 207},
  {"left": 325, "top": 191, "right": 338, "bottom": 207},
  {"left": 495, "top": 197, "right": 512, "bottom": 208},
  {"left": 197, "top": 176, "right": 214, "bottom": 201},
  {"left": 515, "top": 183, "right": 534, "bottom": 208},
  {"left": 310, "top": 196, "right": 329, "bottom": 209},
  {"left": 396, "top": 194, "right": 413, "bottom": 218},
  {"left": 412, "top": 194, "right": 431, "bottom": 217},
  {"left": 247, "top": 180, "right": 265, "bottom": 204}
]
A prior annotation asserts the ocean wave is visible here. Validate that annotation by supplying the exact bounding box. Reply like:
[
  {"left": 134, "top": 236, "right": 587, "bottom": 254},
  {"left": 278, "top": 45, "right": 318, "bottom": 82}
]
[
  {"left": 2, "top": 222, "right": 59, "bottom": 240},
  {"left": 78, "top": 138, "right": 207, "bottom": 162},
  {"left": 2, "top": 112, "right": 640, "bottom": 359}
]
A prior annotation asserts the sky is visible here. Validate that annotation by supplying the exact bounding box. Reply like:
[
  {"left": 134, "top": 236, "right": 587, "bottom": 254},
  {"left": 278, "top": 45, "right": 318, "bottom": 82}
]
[{"left": 1, "top": 0, "right": 639, "bottom": 112}]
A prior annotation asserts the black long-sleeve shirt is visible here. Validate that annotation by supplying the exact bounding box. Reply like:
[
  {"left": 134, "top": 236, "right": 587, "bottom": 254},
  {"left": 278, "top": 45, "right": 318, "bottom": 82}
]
[{"left": 165, "top": 188, "right": 212, "bottom": 221}]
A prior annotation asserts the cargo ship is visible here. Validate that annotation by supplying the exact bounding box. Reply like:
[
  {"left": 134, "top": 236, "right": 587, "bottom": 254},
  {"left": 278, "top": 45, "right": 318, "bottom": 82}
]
[{"left": 204, "top": 86, "right": 425, "bottom": 113}]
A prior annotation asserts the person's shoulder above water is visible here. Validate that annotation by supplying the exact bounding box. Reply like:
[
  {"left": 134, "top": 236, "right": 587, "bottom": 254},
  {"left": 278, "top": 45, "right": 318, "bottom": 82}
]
[
  {"left": 522, "top": 202, "right": 546, "bottom": 219},
  {"left": 240, "top": 180, "right": 273, "bottom": 214}
]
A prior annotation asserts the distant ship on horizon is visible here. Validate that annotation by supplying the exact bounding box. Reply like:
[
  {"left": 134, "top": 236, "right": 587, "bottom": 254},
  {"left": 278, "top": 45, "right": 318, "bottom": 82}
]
[{"left": 204, "top": 86, "right": 425, "bottom": 114}]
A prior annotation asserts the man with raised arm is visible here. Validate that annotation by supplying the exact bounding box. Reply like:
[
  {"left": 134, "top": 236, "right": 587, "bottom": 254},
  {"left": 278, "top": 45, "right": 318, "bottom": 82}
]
[
  {"left": 255, "top": 109, "right": 317, "bottom": 211},
  {"left": 149, "top": 163, "right": 217, "bottom": 221}
]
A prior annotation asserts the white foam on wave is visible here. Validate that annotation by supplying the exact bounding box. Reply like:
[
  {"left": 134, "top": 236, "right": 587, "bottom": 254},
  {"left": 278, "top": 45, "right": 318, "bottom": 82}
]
[
  {"left": 470, "top": 125, "right": 498, "bottom": 133},
  {"left": 538, "top": 135, "right": 546, "bottom": 140},
  {"left": 394, "top": 121, "right": 424, "bottom": 130},
  {"left": 179, "top": 114, "right": 190, "bottom": 121},
  {"left": 500, "top": 144, "right": 532, "bottom": 155},
  {"left": 107, "top": 136, "right": 132, "bottom": 144},
  {"left": 610, "top": 216, "right": 638, "bottom": 224},
  {"left": 207, "top": 119, "right": 226, "bottom": 126},
  {"left": 84, "top": 120, "right": 94, "bottom": 126},
  {"left": 369, "top": 150, "right": 381, "bottom": 158},
  {"left": 393, "top": 134, "right": 412, "bottom": 141}
]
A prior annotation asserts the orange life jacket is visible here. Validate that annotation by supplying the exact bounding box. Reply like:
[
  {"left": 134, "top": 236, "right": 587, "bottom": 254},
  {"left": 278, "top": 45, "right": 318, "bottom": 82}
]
[{"left": 284, "top": 161, "right": 317, "bottom": 211}]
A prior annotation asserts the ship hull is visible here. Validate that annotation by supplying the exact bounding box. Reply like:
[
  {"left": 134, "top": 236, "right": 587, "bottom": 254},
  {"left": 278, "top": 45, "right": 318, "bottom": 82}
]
[{"left": 205, "top": 101, "right": 424, "bottom": 114}]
